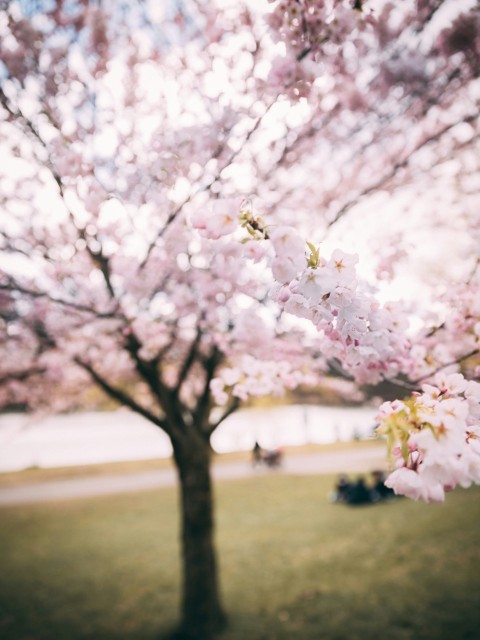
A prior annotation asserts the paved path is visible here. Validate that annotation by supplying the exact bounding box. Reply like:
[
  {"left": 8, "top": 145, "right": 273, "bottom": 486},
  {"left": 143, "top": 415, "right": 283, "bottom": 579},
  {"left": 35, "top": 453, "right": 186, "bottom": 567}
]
[{"left": 0, "top": 446, "right": 386, "bottom": 507}]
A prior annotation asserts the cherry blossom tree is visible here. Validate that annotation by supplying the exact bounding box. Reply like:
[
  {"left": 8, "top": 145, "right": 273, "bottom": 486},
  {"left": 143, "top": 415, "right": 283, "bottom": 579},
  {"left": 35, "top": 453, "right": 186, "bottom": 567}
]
[{"left": 1, "top": 1, "right": 479, "bottom": 638}]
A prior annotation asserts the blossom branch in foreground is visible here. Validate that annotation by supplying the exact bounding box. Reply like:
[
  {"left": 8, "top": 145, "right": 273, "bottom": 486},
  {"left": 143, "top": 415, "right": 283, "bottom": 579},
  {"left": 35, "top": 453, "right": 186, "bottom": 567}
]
[
  {"left": 376, "top": 373, "right": 480, "bottom": 503},
  {"left": 195, "top": 201, "right": 480, "bottom": 504}
]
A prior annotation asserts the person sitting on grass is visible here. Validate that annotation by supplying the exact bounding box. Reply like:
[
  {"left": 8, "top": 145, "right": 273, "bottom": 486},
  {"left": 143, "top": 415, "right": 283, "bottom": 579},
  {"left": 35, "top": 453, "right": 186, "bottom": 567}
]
[
  {"left": 346, "top": 476, "right": 372, "bottom": 505},
  {"left": 330, "top": 471, "right": 397, "bottom": 505},
  {"left": 370, "top": 470, "right": 395, "bottom": 501},
  {"left": 329, "top": 474, "right": 353, "bottom": 503}
]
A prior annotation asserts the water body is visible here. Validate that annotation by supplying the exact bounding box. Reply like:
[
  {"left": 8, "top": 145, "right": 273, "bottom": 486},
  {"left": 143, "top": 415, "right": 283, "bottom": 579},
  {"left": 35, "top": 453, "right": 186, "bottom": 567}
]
[{"left": 0, "top": 405, "right": 377, "bottom": 472}]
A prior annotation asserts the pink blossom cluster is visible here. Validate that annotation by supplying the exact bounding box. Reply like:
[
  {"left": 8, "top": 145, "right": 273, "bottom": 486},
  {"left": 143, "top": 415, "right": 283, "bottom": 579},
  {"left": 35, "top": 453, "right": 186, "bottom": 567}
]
[
  {"left": 210, "top": 354, "right": 317, "bottom": 404},
  {"left": 266, "top": 0, "right": 373, "bottom": 58},
  {"left": 265, "top": 0, "right": 374, "bottom": 97},
  {"left": 377, "top": 373, "right": 480, "bottom": 503},
  {"left": 192, "top": 204, "right": 411, "bottom": 386},
  {"left": 265, "top": 0, "right": 480, "bottom": 122},
  {"left": 190, "top": 199, "right": 243, "bottom": 239},
  {"left": 266, "top": 56, "right": 315, "bottom": 99},
  {"left": 268, "top": 226, "right": 411, "bottom": 384},
  {"left": 408, "top": 280, "right": 480, "bottom": 382}
]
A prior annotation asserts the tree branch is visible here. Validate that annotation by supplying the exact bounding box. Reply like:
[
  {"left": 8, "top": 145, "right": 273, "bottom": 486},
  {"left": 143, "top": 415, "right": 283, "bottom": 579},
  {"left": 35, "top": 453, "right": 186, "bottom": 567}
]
[
  {"left": 193, "top": 347, "right": 223, "bottom": 432},
  {"left": 0, "top": 280, "right": 119, "bottom": 319},
  {"left": 327, "top": 111, "right": 479, "bottom": 228},
  {"left": 85, "top": 245, "right": 116, "bottom": 299},
  {"left": 208, "top": 397, "right": 240, "bottom": 436},
  {"left": 412, "top": 348, "right": 480, "bottom": 385},
  {"left": 0, "top": 367, "right": 46, "bottom": 387},
  {"left": 140, "top": 94, "right": 281, "bottom": 269},
  {"left": 74, "top": 357, "right": 170, "bottom": 433},
  {"left": 177, "top": 322, "right": 204, "bottom": 390},
  {"left": 121, "top": 331, "right": 189, "bottom": 442}
]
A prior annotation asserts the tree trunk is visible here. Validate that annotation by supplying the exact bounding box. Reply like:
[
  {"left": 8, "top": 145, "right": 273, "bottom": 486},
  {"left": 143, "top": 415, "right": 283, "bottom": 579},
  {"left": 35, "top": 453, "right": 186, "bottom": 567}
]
[{"left": 172, "top": 433, "right": 226, "bottom": 640}]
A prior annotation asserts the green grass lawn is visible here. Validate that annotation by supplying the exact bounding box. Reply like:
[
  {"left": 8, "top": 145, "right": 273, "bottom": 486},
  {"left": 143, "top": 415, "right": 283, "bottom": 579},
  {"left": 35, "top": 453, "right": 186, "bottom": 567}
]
[{"left": 0, "top": 474, "right": 479, "bottom": 640}]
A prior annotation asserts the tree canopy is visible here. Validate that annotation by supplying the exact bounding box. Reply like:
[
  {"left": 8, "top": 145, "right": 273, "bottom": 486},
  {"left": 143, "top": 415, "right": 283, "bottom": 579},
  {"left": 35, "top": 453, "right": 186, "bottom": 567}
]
[{"left": 1, "top": 0, "right": 479, "bottom": 501}]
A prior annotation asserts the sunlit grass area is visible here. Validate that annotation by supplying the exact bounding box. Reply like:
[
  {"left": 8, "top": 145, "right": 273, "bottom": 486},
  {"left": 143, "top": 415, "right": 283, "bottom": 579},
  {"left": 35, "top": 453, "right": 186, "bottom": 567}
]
[{"left": 1, "top": 475, "right": 479, "bottom": 640}]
